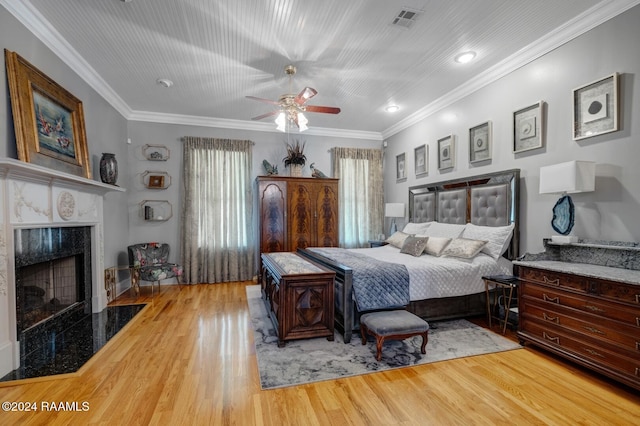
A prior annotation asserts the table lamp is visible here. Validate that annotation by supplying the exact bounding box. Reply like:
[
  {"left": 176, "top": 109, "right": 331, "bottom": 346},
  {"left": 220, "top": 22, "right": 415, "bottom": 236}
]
[
  {"left": 539, "top": 160, "right": 595, "bottom": 244},
  {"left": 385, "top": 203, "right": 405, "bottom": 236}
]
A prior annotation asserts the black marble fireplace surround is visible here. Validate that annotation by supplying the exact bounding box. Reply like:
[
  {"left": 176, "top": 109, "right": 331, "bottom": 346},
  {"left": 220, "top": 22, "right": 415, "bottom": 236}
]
[
  {"left": 14, "top": 227, "right": 92, "bottom": 370},
  {"left": 1, "top": 226, "right": 147, "bottom": 383}
]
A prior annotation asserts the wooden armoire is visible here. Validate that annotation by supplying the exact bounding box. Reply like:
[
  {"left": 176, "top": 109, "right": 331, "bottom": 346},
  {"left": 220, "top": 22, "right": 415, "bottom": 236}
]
[{"left": 257, "top": 176, "right": 339, "bottom": 253}]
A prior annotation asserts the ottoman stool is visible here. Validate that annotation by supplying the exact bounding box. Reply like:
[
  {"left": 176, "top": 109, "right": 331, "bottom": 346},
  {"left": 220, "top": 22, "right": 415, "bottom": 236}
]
[{"left": 360, "top": 310, "right": 429, "bottom": 361}]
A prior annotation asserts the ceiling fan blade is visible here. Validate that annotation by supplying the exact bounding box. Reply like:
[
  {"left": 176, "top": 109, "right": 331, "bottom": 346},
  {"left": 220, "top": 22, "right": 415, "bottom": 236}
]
[
  {"left": 305, "top": 105, "right": 341, "bottom": 114},
  {"left": 294, "top": 87, "right": 318, "bottom": 105},
  {"left": 251, "top": 111, "right": 279, "bottom": 121},
  {"left": 246, "top": 95, "right": 280, "bottom": 106}
]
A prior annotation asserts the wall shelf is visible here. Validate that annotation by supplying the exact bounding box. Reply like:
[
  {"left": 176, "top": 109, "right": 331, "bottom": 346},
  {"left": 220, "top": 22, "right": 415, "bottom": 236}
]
[
  {"left": 140, "top": 199, "right": 173, "bottom": 221},
  {"left": 143, "top": 144, "right": 170, "bottom": 161},
  {"left": 141, "top": 170, "right": 171, "bottom": 189}
]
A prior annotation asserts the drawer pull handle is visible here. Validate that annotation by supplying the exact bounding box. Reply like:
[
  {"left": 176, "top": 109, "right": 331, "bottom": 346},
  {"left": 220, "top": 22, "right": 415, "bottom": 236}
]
[
  {"left": 637, "top": 317, "right": 640, "bottom": 327},
  {"left": 584, "top": 305, "right": 605, "bottom": 313},
  {"left": 636, "top": 342, "right": 640, "bottom": 351},
  {"left": 543, "top": 313, "right": 559, "bottom": 323},
  {"left": 543, "top": 294, "right": 559, "bottom": 304},
  {"left": 543, "top": 332, "right": 559, "bottom": 344},
  {"left": 636, "top": 368, "right": 640, "bottom": 377},
  {"left": 636, "top": 294, "right": 640, "bottom": 304},
  {"left": 543, "top": 276, "right": 560, "bottom": 286},
  {"left": 583, "top": 326, "right": 604, "bottom": 335},
  {"left": 584, "top": 348, "right": 605, "bottom": 358}
]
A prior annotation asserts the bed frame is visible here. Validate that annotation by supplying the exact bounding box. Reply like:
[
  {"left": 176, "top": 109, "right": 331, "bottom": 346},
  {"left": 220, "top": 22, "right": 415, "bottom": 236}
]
[{"left": 298, "top": 169, "right": 520, "bottom": 343}]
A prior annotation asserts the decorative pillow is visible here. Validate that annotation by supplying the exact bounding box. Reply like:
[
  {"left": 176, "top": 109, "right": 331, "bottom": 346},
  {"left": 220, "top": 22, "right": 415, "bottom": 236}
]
[
  {"left": 421, "top": 236, "right": 452, "bottom": 257},
  {"left": 441, "top": 238, "right": 488, "bottom": 259},
  {"left": 422, "top": 222, "right": 466, "bottom": 239},
  {"left": 400, "top": 236, "right": 430, "bottom": 257},
  {"left": 462, "top": 223, "right": 515, "bottom": 259},
  {"left": 385, "top": 231, "right": 413, "bottom": 248},
  {"left": 402, "top": 222, "right": 432, "bottom": 235}
]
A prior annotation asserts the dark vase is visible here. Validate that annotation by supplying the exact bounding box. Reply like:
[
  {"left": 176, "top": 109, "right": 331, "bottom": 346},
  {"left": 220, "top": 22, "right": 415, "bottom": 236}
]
[{"left": 99, "top": 153, "right": 118, "bottom": 185}]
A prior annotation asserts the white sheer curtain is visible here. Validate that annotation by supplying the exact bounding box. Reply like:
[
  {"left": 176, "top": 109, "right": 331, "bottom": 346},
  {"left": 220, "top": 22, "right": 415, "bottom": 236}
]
[
  {"left": 180, "top": 137, "right": 254, "bottom": 283},
  {"left": 332, "top": 148, "right": 384, "bottom": 248}
]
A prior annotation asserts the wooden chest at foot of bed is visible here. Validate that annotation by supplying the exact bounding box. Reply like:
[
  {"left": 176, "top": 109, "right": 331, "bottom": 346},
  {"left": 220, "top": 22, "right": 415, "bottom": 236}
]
[{"left": 261, "top": 252, "right": 336, "bottom": 347}]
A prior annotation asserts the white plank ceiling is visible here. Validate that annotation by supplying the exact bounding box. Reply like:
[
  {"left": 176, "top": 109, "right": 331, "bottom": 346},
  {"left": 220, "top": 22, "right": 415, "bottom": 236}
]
[{"left": 5, "top": 0, "right": 637, "bottom": 138}]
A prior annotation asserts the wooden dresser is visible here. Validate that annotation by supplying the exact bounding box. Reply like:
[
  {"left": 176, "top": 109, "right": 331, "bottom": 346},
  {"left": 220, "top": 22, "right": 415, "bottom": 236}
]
[
  {"left": 261, "top": 252, "right": 335, "bottom": 347},
  {"left": 256, "top": 176, "right": 339, "bottom": 253},
  {"left": 515, "top": 261, "right": 640, "bottom": 391}
]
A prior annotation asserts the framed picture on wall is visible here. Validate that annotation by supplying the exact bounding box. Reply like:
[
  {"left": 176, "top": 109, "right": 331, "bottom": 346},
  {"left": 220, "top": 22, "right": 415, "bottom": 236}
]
[
  {"left": 5, "top": 50, "right": 91, "bottom": 178},
  {"left": 513, "top": 101, "right": 545, "bottom": 153},
  {"left": 573, "top": 73, "right": 618, "bottom": 140},
  {"left": 396, "top": 152, "right": 407, "bottom": 182},
  {"left": 437, "top": 135, "right": 455, "bottom": 170},
  {"left": 414, "top": 144, "right": 428, "bottom": 177},
  {"left": 469, "top": 121, "right": 491, "bottom": 163}
]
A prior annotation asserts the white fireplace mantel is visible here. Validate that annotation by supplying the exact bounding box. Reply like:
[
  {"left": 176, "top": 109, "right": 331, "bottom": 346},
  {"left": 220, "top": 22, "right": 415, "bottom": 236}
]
[{"left": 0, "top": 157, "right": 125, "bottom": 377}]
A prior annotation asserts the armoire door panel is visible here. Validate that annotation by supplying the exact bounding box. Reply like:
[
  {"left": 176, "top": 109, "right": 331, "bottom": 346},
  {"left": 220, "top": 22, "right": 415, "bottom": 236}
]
[
  {"left": 315, "top": 182, "right": 339, "bottom": 247},
  {"left": 288, "top": 181, "right": 313, "bottom": 250},
  {"left": 259, "top": 181, "right": 286, "bottom": 253}
]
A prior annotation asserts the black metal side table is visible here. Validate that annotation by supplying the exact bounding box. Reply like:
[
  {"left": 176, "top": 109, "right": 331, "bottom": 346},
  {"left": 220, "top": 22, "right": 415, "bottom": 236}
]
[{"left": 483, "top": 275, "right": 520, "bottom": 334}]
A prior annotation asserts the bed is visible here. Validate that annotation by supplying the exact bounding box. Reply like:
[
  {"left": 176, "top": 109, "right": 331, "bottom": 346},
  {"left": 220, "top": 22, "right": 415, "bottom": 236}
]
[{"left": 298, "top": 169, "right": 520, "bottom": 343}]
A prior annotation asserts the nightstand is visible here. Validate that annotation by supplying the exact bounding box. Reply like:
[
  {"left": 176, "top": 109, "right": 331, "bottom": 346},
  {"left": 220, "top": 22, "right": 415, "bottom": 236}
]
[
  {"left": 483, "top": 275, "right": 519, "bottom": 334},
  {"left": 368, "top": 240, "right": 389, "bottom": 248}
]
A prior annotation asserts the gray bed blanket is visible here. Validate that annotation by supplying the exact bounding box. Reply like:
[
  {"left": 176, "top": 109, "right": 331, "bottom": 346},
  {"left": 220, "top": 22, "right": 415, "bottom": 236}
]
[{"left": 307, "top": 247, "right": 410, "bottom": 311}]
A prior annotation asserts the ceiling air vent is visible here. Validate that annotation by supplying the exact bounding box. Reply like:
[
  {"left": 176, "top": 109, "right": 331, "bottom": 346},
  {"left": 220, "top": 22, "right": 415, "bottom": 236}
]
[{"left": 391, "top": 8, "right": 423, "bottom": 29}]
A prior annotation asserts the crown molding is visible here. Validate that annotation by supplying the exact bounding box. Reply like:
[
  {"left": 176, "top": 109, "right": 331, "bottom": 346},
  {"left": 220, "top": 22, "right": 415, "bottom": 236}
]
[
  {"left": 128, "top": 110, "right": 383, "bottom": 140},
  {"left": 381, "top": 0, "right": 640, "bottom": 139}
]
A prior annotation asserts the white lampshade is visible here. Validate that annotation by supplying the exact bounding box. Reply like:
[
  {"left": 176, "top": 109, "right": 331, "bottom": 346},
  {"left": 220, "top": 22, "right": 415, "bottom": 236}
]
[
  {"left": 275, "top": 112, "right": 286, "bottom": 132},
  {"left": 385, "top": 203, "right": 405, "bottom": 218},
  {"left": 539, "top": 161, "right": 595, "bottom": 194},
  {"left": 297, "top": 112, "right": 308, "bottom": 132}
]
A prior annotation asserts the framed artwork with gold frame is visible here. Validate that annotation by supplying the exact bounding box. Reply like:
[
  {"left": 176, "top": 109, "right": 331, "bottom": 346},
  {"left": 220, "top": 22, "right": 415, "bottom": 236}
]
[{"left": 5, "top": 49, "right": 91, "bottom": 178}]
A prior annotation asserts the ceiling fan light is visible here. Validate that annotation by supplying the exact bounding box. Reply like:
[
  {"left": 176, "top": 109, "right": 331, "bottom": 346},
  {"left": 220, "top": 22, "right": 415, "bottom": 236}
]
[
  {"left": 275, "top": 112, "right": 286, "bottom": 132},
  {"left": 297, "top": 113, "right": 309, "bottom": 132}
]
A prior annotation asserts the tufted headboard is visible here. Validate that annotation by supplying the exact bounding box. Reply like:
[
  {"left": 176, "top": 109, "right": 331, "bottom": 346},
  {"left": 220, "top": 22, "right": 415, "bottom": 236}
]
[{"left": 409, "top": 169, "right": 520, "bottom": 259}]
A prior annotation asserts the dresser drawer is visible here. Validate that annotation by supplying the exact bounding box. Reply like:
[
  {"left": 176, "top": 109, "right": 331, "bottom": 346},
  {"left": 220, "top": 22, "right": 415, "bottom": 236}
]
[
  {"left": 521, "top": 282, "right": 640, "bottom": 327},
  {"left": 518, "top": 267, "right": 588, "bottom": 293},
  {"left": 521, "top": 301, "right": 640, "bottom": 353},
  {"left": 598, "top": 279, "right": 640, "bottom": 305},
  {"left": 520, "top": 319, "right": 640, "bottom": 385}
]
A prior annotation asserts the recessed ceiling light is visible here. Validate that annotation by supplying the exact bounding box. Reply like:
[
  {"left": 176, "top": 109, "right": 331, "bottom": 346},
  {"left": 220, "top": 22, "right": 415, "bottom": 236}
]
[
  {"left": 385, "top": 105, "right": 400, "bottom": 113},
  {"left": 156, "top": 78, "right": 173, "bottom": 88},
  {"left": 454, "top": 51, "right": 476, "bottom": 64}
]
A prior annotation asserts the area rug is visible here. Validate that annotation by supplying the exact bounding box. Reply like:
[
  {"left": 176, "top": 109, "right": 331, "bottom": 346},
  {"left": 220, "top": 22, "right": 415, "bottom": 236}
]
[{"left": 247, "top": 285, "right": 521, "bottom": 389}]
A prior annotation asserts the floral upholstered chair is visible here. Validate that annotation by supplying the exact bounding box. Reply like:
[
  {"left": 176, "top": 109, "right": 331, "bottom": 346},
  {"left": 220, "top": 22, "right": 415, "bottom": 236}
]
[{"left": 127, "top": 242, "right": 183, "bottom": 296}]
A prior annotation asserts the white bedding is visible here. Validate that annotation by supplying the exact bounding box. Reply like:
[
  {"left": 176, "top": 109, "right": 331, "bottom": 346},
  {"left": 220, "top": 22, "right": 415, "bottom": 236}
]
[{"left": 349, "top": 245, "right": 512, "bottom": 301}]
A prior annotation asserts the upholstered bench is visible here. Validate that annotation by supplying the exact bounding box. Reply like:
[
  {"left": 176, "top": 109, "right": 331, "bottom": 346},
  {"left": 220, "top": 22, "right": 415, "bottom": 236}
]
[{"left": 360, "top": 310, "right": 429, "bottom": 361}]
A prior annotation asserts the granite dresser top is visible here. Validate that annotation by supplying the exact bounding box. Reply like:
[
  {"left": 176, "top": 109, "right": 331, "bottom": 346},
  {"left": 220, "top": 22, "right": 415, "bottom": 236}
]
[{"left": 513, "top": 260, "right": 640, "bottom": 286}]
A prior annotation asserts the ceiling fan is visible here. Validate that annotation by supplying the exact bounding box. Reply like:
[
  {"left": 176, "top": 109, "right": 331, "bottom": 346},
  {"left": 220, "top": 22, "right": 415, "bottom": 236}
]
[{"left": 246, "top": 65, "right": 341, "bottom": 132}]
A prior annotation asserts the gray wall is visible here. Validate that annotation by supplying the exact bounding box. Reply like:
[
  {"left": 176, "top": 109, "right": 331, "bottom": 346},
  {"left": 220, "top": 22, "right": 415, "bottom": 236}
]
[
  {"left": 383, "top": 5, "right": 640, "bottom": 255},
  {"left": 0, "top": 7, "right": 131, "bottom": 270},
  {"left": 126, "top": 121, "right": 381, "bottom": 263}
]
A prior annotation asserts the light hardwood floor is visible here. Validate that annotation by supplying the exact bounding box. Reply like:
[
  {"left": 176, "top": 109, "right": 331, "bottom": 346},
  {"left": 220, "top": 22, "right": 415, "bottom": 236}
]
[{"left": 1, "top": 282, "right": 638, "bottom": 425}]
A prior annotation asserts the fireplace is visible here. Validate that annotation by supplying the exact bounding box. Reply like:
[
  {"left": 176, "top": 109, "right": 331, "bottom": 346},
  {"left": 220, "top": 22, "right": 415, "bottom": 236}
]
[
  {"left": 14, "top": 227, "right": 92, "bottom": 364},
  {"left": 0, "top": 158, "right": 123, "bottom": 378}
]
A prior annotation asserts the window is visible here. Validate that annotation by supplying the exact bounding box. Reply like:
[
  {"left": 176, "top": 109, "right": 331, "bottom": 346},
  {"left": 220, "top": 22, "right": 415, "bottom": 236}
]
[{"left": 332, "top": 148, "right": 384, "bottom": 248}]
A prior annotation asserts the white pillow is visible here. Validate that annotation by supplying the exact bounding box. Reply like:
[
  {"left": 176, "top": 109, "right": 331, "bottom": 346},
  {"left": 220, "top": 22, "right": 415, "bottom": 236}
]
[
  {"left": 462, "top": 223, "right": 515, "bottom": 259},
  {"left": 402, "top": 222, "right": 432, "bottom": 235},
  {"left": 441, "top": 238, "right": 488, "bottom": 259},
  {"left": 385, "top": 231, "right": 413, "bottom": 249},
  {"left": 420, "top": 236, "right": 451, "bottom": 257},
  {"left": 423, "top": 222, "right": 466, "bottom": 239}
]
